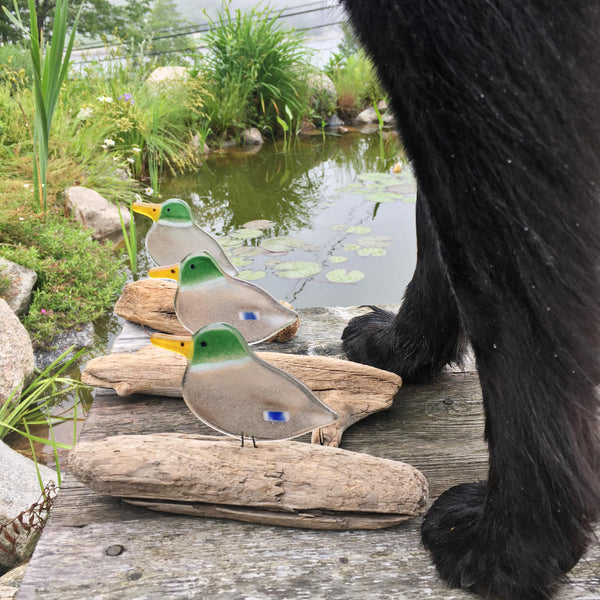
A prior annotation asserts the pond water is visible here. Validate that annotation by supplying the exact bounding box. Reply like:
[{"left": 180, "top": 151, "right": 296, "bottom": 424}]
[
  {"left": 12, "top": 129, "right": 418, "bottom": 464},
  {"left": 138, "top": 129, "right": 417, "bottom": 308}
]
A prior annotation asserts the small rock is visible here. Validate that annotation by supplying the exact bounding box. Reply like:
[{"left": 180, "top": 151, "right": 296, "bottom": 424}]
[
  {"left": 0, "top": 441, "right": 56, "bottom": 570},
  {"left": 355, "top": 106, "right": 379, "bottom": 125},
  {"left": 383, "top": 111, "right": 396, "bottom": 126},
  {"left": 65, "top": 186, "right": 130, "bottom": 240},
  {"left": 377, "top": 99, "right": 388, "bottom": 113},
  {"left": 326, "top": 114, "right": 344, "bottom": 128},
  {"left": 0, "top": 258, "right": 37, "bottom": 316},
  {"left": 0, "top": 300, "right": 34, "bottom": 406},
  {"left": 241, "top": 128, "right": 264, "bottom": 146},
  {"left": 0, "top": 562, "right": 28, "bottom": 595},
  {"left": 34, "top": 323, "right": 95, "bottom": 371},
  {"left": 145, "top": 66, "right": 187, "bottom": 90}
]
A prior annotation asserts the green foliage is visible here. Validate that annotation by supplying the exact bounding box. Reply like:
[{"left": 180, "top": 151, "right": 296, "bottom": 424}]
[
  {"left": 3, "top": 0, "right": 81, "bottom": 212},
  {"left": 0, "top": 218, "right": 125, "bottom": 348},
  {"left": 326, "top": 47, "right": 385, "bottom": 118},
  {"left": 0, "top": 345, "right": 89, "bottom": 488},
  {"left": 202, "top": 2, "right": 311, "bottom": 139}
]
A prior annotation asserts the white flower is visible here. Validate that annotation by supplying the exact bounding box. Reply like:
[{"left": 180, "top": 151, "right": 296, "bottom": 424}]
[
  {"left": 144, "top": 187, "right": 154, "bottom": 196},
  {"left": 104, "top": 138, "right": 115, "bottom": 147},
  {"left": 134, "top": 193, "right": 143, "bottom": 201},
  {"left": 127, "top": 157, "right": 135, "bottom": 164},
  {"left": 97, "top": 95, "right": 113, "bottom": 103},
  {"left": 23, "top": 183, "right": 29, "bottom": 188},
  {"left": 131, "top": 146, "right": 141, "bottom": 153},
  {"left": 77, "top": 106, "right": 94, "bottom": 120},
  {"left": 101, "top": 144, "right": 107, "bottom": 149}
]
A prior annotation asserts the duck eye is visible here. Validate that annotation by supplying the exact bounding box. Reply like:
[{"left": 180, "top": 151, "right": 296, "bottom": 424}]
[
  {"left": 166, "top": 208, "right": 171, "bottom": 212},
  {"left": 180, "top": 342, "right": 185, "bottom": 347},
  {"left": 200, "top": 341, "right": 207, "bottom": 347},
  {"left": 170, "top": 269, "right": 176, "bottom": 274},
  {"left": 190, "top": 263, "right": 195, "bottom": 269}
]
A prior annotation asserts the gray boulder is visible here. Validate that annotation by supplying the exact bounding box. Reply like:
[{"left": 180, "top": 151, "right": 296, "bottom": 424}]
[
  {"left": 0, "top": 259, "right": 37, "bottom": 316},
  {"left": 354, "top": 106, "right": 379, "bottom": 125},
  {"left": 0, "top": 562, "right": 28, "bottom": 598},
  {"left": 146, "top": 66, "right": 188, "bottom": 91},
  {"left": 34, "top": 322, "right": 95, "bottom": 371},
  {"left": 65, "top": 186, "right": 130, "bottom": 240},
  {"left": 0, "top": 300, "right": 34, "bottom": 406},
  {"left": 241, "top": 127, "right": 264, "bottom": 146},
  {"left": 0, "top": 441, "right": 56, "bottom": 570}
]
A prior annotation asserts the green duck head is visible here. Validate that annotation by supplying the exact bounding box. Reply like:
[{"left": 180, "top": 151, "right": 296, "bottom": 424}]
[
  {"left": 133, "top": 198, "right": 193, "bottom": 225},
  {"left": 151, "top": 322, "right": 250, "bottom": 366},
  {"left": 148, "top": 251, "right": 224, "bottom": 289}
]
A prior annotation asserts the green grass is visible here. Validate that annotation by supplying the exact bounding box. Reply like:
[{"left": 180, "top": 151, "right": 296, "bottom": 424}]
[
  {"left": 202, "top": 2, "right": 312, "bottom": 139},
  {"left": 0, "top": 345, "right": 89, "bottom": 488}
]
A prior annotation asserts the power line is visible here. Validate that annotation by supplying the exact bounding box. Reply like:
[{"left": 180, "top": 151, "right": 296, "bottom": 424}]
[{"left": 76, "top": 1, "right": 343, "bottom": 51}]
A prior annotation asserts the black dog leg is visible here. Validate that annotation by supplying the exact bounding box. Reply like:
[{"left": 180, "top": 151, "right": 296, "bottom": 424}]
[{"left": 342, "top": 194, "right": 466, "bottom": 382}]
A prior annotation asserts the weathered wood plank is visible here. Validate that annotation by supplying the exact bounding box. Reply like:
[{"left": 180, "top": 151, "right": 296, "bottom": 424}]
[
  {"left": 16, "top": 494, "right": 600, "bottom": 600},
  {"left": 14, "top": 306, "right": 599, "bottom": 599}
]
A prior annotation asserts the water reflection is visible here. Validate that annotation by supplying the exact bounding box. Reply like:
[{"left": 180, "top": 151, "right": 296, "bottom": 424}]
[{"left": 153, "top": 130, "right": 416, "bottom": 309}]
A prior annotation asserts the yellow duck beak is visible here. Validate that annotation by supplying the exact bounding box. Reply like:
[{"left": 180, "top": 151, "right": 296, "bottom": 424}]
[
  {"left": 151, "top": 333, "right": 193, "bottom": 359},
  {"left": 132, "top": 202, "right": 161, "bottom": 222},
  {"left": 148, "top": 264, "right": 180, "bottom": 280}
]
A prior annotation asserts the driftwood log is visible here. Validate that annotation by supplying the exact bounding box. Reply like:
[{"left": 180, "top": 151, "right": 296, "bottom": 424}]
[
  {"left": 68, "top": 433, "right": 428, "bottom": 530},
  {"left": 114, "top": 278, "right": 300, "bottom": 342},
  {"left": 81, "top": 345, "right": 401, "bottom": 447}
]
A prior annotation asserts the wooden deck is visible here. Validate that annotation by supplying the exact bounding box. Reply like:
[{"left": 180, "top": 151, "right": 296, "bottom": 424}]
[{"left": 16, "top": 306, "right": 600, "bottom": 599}]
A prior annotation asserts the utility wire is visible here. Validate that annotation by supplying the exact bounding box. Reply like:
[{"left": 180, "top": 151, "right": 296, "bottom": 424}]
[{"left": 76, "top": 1, "right": 343, "bottom": 50}]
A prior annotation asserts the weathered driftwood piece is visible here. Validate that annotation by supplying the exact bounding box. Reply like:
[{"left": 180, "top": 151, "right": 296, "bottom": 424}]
[
  {"left": 81, "top": 345, "right": 401, "bottom": 447},
  {"left": 114, "top": 278, "right": 299, "bottom": 342},
  {"left": 68, "top": 433, "right": 428, "bottom": 530}
]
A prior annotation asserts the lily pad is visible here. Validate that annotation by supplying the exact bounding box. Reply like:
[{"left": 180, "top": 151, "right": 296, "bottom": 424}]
[
  {"left": 358, "top": 235, "right": 394, "bottom": 248},
  {"left": 264, "top": 258, "right": 282, "bottom": 267},
  {"left": 365, "top": 192, "right": 399, "bottom": 204},
  {"left": 303, "top": 244, "right": 321, "bottom": 252},
  {"left": 356, "top": 172, "right": 394, "bottom": 184},
  {"left": 238, "top": 270, "right": 266, "bottom": 281},
  {"left": 217, "top": 236, "right": 242, "bottom": 248},
  {"left": 326, "top": 269, "right": 365, "bottom": 284},
  {"left": 229, "top": 246, "right": 262, "bottom": 258},
  {"left": 356, "top": 247, "right": 387, "bottom": 257},
  {"left": 329, "top": 224, "right": 349, "bottom": 232},
  {"left": 343, "top": 243, "right": 360, "bottom": 252},
  {"left": 242, "top": 219, "right": 276, "bottom": 230},
  {"left": 273, "top": 261, "right": 321, "bottom": 279},
  {"left": 231, "top": 228, "right": 264, "bottom": 239},
  {"left": 261, "top": 236, "right": 306, "bottom": 253},
  {"left": 346, "top": 225, "right": 372, "bottom": 234},
  {"left": 329, "top": 255, "right": 348, "bottom": 263},
  {"left": 231, "top": 257, "right": 253, "bottom": 268}
]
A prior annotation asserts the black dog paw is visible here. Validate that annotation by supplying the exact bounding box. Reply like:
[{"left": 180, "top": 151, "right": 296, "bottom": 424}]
[
  {"left": 422, "top": 482, "right": 574, "bottom": 600},
  {"left": 341, "top": 306, "right": 458, "bottom": 382}
]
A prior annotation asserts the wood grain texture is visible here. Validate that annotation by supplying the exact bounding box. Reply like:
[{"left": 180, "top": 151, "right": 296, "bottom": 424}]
[
  {"left": 68, "top": 433, "right": 428, "bottom": 529},
  {"left": 81, "top": 344, "right": 401, "bottom": 447},
  {"left": 14, "top": 306, "right": 600, "bottom": 599}
]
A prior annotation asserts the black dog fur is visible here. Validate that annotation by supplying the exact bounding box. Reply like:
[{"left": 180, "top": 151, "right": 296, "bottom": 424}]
[{"left": 339, "top": 2, "right": 600, "bottom": 599}]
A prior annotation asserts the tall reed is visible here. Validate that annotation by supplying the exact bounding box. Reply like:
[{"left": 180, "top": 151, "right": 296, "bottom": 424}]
[{"left": 3, "top": 0, "right": 81, "bottom": 212}]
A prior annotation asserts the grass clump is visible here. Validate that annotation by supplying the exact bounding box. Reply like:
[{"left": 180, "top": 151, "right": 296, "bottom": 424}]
[{"left": 202, "top": 2, "right": 312, "bottom": 140}]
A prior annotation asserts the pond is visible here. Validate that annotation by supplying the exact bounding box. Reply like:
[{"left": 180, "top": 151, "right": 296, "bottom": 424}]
[
  {"left": 137, "top": 129, "right": 417, "bottom": 308},
  {"left": 13, "top": 128, "right": 418, "bottom": 463}
]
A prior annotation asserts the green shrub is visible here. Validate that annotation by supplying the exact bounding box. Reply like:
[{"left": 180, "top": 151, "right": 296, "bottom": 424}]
[
  {"left": 202, "top": 2, "right": 312, "bottom": 139},
  {"left": 0, "top": 218, "right": 125, "bottom": 348},
  {"left": 326, "top": 48, "right": 386, "bottom": 118}
]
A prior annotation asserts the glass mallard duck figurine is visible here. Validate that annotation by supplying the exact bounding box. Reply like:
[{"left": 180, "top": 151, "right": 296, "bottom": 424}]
[
  {"left": 133, "top": 198, "right": 237, "bottom": 275},
  {"left": 151, "top": 323, "right": 337, "bottom": 441},
  {"left": 149, "top": 250, "right": 298, "bottom": 344}
]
